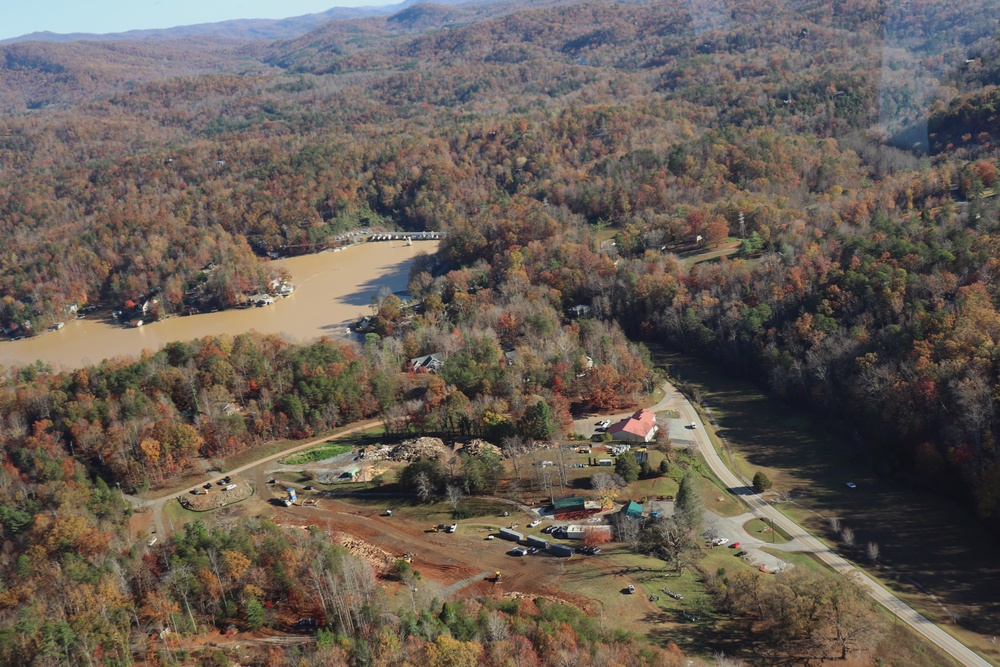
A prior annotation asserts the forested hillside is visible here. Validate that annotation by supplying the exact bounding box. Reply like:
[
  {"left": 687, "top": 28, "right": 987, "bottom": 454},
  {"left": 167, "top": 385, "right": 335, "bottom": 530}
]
[
  {"left": 8, "top": 0, "right": 997, "bottom": 517},
  {"left": 3, "top": 0, "right": 1000, "bottom": 660}
]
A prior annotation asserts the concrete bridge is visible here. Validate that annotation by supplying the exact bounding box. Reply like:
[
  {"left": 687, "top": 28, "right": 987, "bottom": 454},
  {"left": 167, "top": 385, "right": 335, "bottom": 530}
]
[{"left": 366, "top": 231, "right": 447, "bottom": 242}]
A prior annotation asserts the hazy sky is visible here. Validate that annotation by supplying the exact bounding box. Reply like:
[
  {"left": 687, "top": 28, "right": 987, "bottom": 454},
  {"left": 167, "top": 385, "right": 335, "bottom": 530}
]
[{"left": 2, "top": 1, "right": 393, "bottom": 41}]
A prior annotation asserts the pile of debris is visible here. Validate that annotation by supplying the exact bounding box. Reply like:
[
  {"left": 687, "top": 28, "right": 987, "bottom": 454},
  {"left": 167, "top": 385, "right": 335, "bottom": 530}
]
[
  {"left": 463, "top": 439, "right": 504, "bottom": 459},
  {"left": 334, "top": 534, "right": 396, "bottom": 572},
  {"left": 368, "top": 437, "right": 451, "bottom": 462}
]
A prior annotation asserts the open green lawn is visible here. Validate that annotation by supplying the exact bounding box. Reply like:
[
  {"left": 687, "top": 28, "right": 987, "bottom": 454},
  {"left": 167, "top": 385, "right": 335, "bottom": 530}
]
[
  {"left": 279, "top": 442, "right": 353, "bottom": 465},
  {"left": 658, "top": 350, "right": 1000, "bottom": 662},
  {"left": 743, "top": 518, "right": 789, "bottom": 544},
  {"left": 559, "top": 545, "right": 755, "bottom": 657},
  {"left": 162, "top": 498, "right": 203, "bottom": 532}
]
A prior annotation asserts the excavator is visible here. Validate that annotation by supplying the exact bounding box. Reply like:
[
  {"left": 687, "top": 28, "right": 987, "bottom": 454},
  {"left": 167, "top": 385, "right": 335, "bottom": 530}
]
[
  {"left": 403, "top": 549, "right": 413, "bottom": 564},
  {"left": 492, "top": 571, "right": 502, "bottom": 583}
]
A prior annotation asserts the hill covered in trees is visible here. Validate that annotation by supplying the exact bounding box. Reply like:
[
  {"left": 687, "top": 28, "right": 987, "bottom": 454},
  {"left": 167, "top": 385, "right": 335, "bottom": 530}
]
[
  {"left": 4, "top": 0, "right": 1000, "bottom": 661},
  {"left": 3, "top": 0, "right": 998, "bottom": 521}
]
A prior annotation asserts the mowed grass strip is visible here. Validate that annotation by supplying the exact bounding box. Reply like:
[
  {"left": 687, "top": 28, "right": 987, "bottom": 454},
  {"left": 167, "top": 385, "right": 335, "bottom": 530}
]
[{"left": 280, "top": 442, "right": 353, "bottom": 465}]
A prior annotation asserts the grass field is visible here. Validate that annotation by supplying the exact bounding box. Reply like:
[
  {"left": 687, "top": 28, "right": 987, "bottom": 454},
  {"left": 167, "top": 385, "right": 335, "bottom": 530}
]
[
  {"left": 659, "top": 350, "right": 1000, "bottom": 664},
  {"left": 743, "top": 518, "right": 790, "bottom": 544},
  {"left": 279, "top": 442, "right": 353, "bottom": 465}
]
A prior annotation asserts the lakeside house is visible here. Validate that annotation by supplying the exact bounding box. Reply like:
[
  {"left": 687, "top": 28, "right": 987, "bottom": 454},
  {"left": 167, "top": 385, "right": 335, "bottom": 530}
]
[{"left": 608, "top": 408, "right": 659, "bottom": 443}]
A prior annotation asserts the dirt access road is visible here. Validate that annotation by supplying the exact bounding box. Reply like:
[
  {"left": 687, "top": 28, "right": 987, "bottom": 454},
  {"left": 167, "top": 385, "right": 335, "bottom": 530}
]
[
  {"left": 672, "top": 381, "right": 994, "bottom": 667},
  {"left": 137, "top": 421, "right": 382, "bottom": 537}
]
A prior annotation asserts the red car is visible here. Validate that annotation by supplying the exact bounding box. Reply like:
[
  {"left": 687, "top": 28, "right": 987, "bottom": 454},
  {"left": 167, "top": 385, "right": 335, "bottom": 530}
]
[{"left": 729, "top": 542, "right": 740, "bottom": 548}]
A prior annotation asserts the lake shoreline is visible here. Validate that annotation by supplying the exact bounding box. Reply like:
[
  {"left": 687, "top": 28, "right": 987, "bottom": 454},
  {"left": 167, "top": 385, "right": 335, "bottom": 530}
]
[{"left": 1, "top": 240, "right": 439, "bottom": 371}]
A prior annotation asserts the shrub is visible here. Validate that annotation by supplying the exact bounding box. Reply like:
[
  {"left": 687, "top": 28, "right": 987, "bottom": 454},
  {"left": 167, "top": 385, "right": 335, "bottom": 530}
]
[{"left": 752, "top": 471, "right": 773, "bottom": 493}]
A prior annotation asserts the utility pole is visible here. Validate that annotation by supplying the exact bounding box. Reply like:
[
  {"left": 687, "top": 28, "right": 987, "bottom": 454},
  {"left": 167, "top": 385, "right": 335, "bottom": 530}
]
[{"left": 738, "top": 211, "right": 746, "bottom": 238}]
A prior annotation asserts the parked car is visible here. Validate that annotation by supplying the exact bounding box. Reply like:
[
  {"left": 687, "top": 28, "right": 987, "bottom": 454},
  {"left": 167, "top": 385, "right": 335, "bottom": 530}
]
[
  {"left": 596, "top": 420, "right": 611, "bottom": 430},
  {"left": 627, "top": 584, "right": 636, "bottom": 594},
  {"left": 204, "top": 483, "right": 213, "bottom": 489},
  {"left": 224, "top": 484, "right": 237, "bottom": 491},
  {"left": 542, "top": 525, "right": 556, "bottom": 534},
  {"left": 846, "top": 481, "right": 857, "bottom": 489},
  {"left": 147, "top": 537, "right": 157, "bottom": 547},
  {"left": 712, "top": 537, "right": 729, "bottom": 546},
  {"left": 510, "top": 547, "right": 528, "bottom": 556},
  {"left": 734, "top": 550, "right": 748, "bottom": 558},
  {"left": 729, "top": 542, "right": 740, "bottom": 548},
  {"left": 528, "top": 519, "right": 542, "bottom": 528},
  {"left": 446, "top": 523, "right": 458, "bottom": 533},
  {"left": 527, "top": 547, "right": 539, "bottom": 554}
]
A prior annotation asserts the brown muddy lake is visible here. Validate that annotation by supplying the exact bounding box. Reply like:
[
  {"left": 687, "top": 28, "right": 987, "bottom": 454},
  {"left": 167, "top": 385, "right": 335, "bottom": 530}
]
[{"left": 2, "top": 240, "right": 438, "bottom": 371}]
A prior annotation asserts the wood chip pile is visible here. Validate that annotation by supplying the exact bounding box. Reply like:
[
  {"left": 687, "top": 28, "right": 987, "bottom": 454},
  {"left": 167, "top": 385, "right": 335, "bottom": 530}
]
[{"left": 334, "top": 534, "right": 396, "bottom": 572}]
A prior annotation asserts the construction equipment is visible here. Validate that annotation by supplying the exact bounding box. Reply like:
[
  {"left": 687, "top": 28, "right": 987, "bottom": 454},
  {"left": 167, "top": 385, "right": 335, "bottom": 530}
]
[
  {"left": 493, "top": 571, "right": 502, "bottom": 583},
  {"left": 403, "top": 549, "right": 412, "bottom": 563}
]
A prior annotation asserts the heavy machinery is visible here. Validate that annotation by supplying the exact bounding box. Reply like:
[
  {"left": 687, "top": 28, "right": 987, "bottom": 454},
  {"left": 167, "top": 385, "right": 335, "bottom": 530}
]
[
  {"left": 492, "top": 571, "right": 502, "bottom": 583},
  {"left": 403, "top": 549, "right": 413, "bottom": 564}
]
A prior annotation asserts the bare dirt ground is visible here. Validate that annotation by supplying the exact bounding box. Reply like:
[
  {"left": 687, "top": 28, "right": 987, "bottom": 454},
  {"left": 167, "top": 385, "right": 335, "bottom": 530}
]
[{"left": 249, "top": 463, "right": 591, "bottom": 610}]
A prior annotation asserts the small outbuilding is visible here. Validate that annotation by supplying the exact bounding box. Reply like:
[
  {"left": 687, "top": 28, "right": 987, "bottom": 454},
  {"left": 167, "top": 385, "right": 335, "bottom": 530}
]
[
  {"left": 526, "top": 535, "right": 549, "bottom": 549},
  {"left": 550, "top": 544, "right": 574, "bottom": 557},
  {"left": 499, "top": 527, "right": 524, "bottom": 541},
  {"left": 619, "top": 500, "right": 644, "bottom": 520}
]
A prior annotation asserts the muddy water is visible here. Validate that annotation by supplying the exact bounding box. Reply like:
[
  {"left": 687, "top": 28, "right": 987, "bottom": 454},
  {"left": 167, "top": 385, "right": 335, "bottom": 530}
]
[{"left": 1, "top": 241, "right": 438, "bottom": 371}]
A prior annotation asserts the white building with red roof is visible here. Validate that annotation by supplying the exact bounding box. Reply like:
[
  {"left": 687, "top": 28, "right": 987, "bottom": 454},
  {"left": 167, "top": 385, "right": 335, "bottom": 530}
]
[{"left": 607, "top": 408, "right": 658, "bottom": 443}]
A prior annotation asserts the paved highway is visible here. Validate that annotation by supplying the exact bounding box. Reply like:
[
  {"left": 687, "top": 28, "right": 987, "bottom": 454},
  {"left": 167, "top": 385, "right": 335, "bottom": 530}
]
[{"left": 669, "top": 381, "right": 993, "bottom": 667}]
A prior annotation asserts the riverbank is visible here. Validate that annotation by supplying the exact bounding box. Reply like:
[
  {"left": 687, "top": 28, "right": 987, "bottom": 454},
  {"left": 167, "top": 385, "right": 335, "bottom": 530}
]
[{"left": 0, "top": 240, "right": 438, "bottom": 371}]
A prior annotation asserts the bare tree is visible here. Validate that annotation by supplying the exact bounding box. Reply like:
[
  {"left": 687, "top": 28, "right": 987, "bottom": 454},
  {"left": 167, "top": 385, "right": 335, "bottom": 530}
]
[
  {"left": 591, "top": 472, "right": 625, "bottom": 509},
  {"left": 445, "top": 484, "right": 464, "bottom": 512},
  {"left": 611, "top": 512, "right": 642, "bottom": 550},
  {"left": 841, "top": 526, "right": 855, "bottom": 547},
  {"left": 415, "top": 472, "right": 434, "bottom": 503},
  {"left": 483, "top": 611, "right": 511, "bottom": 644},
  {"left": 866, "top": 541, "right": 881, "bottom": 564},
  {"left": 713, "top": 652, "right": 745, "bottom": 667},
  {"left": 828, "top": 516, "right": 842, "bottom": 535},
  {"left": 501, "top": 436, "right": 527, "bottom": 483}
]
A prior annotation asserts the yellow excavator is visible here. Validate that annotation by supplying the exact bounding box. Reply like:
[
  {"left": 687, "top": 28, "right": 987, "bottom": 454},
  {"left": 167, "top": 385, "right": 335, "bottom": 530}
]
[
  {"left": 403, "top": 549, "right": 413, "bottom": 564},
  {"left": 492, "top": 571, "right": 502, "bottom": 583}
]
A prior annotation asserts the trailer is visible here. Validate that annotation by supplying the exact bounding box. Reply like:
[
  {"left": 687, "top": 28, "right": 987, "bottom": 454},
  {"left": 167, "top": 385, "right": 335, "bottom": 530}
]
[
  {"left": 526, "top": 535, "right": 549, "bottom": 549},
  {"left": 549, "top": 544, "right": 574, "bottom": 558},
  {"left": 499, "top": 527, "right": 524, "bottom": 541}
]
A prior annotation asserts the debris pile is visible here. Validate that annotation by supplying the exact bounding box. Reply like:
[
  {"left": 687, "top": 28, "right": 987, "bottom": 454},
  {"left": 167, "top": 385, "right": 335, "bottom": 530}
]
[
  {"left": 366, "top": 437, "right": 451, "bottom": 462},
  {"left": 463, "top": 439, "right": 503, "bottom": 459},
  {"left": 334, "top": 534, "right": 396, "bottom": 572}
]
